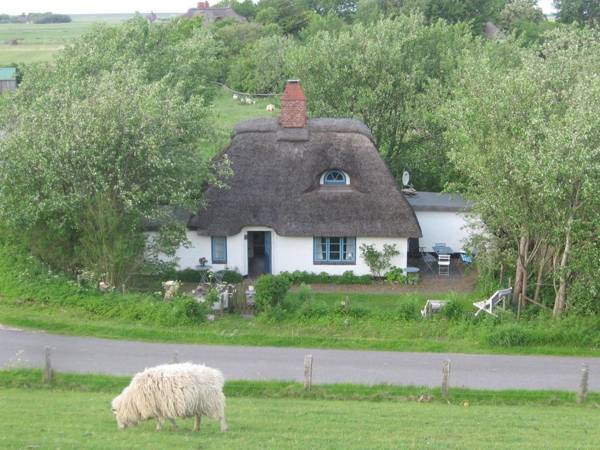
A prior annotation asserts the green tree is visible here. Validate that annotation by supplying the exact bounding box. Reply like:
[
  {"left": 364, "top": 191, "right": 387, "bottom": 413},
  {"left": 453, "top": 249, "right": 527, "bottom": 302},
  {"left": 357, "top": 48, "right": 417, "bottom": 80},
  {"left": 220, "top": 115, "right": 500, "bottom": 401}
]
[
  {"left": 287, "top": 16, "right": 473, "bottom": 190},
  {"left": 215, "top": 0, "right": 258, "bottom": 18},
  {"left": 256, "top": 0, "right": 312, "bottom": 34},
  {"left": 0, "top": 21, "right": 228, "bottom": 282},
  {"left": 54, "top": 16, "right": 224, "bottom": 101},
  {"left": 444, "top": 27, "right": 600, "bottom": 316},
  {"left": 299, "top": 11, "right": 348, "bottom": 40},
  {"left": 555, "top": 0, "right": 600, "bottom": 26},
  {"left": 355, "top": 0, "right": 407, "bottom": 23},
  {"left": 410, "top": 0, "right": 506, "bottom": 33},
  {"left": 498, "top": 0, "right": 545, "bottom": 31},
  {"left": 309, "top": 0, "right": 358, "bottom": 21},
  {"left": 227, "top": 34, "right": 295, "bottom": 92}
]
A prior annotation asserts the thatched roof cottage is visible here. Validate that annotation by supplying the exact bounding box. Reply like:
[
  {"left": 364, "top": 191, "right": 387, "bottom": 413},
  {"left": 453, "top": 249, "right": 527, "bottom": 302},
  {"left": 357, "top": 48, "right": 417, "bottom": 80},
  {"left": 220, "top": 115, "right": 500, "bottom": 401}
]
[{"left": 167, "top": 80, "right": 423, "bottom": 276}]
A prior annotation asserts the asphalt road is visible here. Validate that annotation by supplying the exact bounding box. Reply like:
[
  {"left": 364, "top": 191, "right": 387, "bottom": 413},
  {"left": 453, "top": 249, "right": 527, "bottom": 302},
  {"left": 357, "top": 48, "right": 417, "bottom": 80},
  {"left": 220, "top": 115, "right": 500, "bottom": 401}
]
[{"left": 1, "top": 325, "right": 599, "bottom": 391}]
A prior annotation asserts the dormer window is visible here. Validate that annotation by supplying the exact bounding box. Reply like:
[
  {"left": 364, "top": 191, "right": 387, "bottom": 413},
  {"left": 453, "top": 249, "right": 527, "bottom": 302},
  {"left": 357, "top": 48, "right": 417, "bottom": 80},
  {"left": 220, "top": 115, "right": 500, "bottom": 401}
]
[{"left": 322, "top": 170, "right": 349, "bottom": 186}]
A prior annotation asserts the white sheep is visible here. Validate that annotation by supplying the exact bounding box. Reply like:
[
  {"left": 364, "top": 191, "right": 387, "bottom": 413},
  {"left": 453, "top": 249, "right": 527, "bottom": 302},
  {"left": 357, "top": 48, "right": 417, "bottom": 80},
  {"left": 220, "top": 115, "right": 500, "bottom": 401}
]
[
  {"left": 266, "top": 104, "right": 274, "bottom": 112},
  {"left": 232, "top": 94, "right": 238, "bottom": 100},
  {"left": 111, "top": 363, "right": 228, "bottom": 433},
  {"left": 245, "top": 97, "right": 253, "bottom": 105}
]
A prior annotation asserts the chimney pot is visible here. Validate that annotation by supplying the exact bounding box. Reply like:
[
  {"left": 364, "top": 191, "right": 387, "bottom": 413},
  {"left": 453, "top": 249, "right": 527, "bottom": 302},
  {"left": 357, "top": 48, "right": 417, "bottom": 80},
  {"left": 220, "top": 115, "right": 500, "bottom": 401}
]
[
  {"left": 279, "top": 80, "right": 307, "bottom": 128},
  {"left": 197, "top": 1, "right": 209, "bottom": 9}
]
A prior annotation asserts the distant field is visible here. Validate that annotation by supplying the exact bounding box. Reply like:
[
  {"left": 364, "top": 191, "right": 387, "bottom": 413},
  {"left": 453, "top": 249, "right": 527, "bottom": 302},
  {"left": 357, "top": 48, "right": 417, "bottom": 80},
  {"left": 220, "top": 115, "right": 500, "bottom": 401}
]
[{"left": 0, "top": 13, "right": 177, "bottom": 65}]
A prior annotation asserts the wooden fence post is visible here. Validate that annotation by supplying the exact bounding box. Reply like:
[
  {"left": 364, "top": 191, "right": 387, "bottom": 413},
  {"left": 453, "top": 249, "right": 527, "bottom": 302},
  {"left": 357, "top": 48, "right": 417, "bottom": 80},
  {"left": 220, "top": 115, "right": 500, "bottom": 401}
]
[
  {"left": 442, "top": 359, "right": 451, "bottom": 398},
  {"left": 304, "top": 354, "right": 313, "bottom": 391},
  {"left": 577, "top": 364, "right": 589, "bottom": 404},
  {"left": 42, "top": 347, "right": 53, "bottom": 384}
]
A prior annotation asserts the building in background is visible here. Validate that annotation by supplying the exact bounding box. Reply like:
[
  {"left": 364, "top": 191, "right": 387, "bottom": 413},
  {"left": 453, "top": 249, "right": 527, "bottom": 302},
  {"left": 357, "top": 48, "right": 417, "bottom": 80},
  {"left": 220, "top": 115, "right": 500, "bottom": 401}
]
[
  {"left": 183, "top": 2, "right": 247, "bottom": 23},
  {"left": 0, "top": 67, "right": 17, "bottom": 93},
  {"left": 405, "top": 192, "right": 474, "bottom": 255}
]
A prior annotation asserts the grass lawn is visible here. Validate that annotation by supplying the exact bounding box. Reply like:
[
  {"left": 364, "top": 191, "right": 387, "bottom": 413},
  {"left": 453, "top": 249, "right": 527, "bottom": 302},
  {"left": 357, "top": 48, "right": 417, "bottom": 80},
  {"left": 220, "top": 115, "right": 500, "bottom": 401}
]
[
  {"left": 1, "top": 384, "right": 600, "bottom": 449},
  {"left": 211, "top": 88, "right": 279, "bottom": 131},
  {"left": 2, "top": 292, "right": 600, "bottom": 356},
  {"left": 0, "top": 295, "right": 485, "bottom": 353}
]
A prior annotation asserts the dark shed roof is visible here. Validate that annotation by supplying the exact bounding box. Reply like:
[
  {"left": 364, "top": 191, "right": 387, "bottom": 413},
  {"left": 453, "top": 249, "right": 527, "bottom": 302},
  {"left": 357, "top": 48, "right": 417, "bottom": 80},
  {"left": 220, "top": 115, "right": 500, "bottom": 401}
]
[
  {"left": 188, "top": 118, "right": 421, "bottom": 238},
  {"left": 405, "top": 191, "right": 472, "bottom": 212}
]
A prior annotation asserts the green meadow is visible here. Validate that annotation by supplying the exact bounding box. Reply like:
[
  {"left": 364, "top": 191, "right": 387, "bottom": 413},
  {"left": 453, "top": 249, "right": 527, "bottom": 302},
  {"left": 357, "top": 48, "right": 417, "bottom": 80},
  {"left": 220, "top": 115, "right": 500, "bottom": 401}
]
[{"left": 1, "top": 381, "right": 599, "bottom": 449}]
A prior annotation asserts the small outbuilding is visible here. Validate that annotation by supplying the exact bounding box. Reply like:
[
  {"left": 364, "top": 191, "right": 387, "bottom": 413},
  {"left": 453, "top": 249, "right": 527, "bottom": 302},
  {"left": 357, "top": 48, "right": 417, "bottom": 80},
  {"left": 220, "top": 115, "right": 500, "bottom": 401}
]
[
  {"left": 405, "top": 191, "right": 474, "bottom": 255},
  {"left": 0, "top": 67, "right": 17, "bottom": 93}
]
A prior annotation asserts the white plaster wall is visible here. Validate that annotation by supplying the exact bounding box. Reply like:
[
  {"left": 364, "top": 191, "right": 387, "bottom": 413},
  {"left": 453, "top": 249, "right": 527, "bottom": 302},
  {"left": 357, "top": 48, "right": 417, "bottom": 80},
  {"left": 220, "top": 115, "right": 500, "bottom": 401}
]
[
  {"left": 271, "top": 236, "right": 407, "bottom": 275},
  {"left": 414, "top": 211, "right": 472, "bottom": 253},
  {"left": 148, "top": 231, "right": 245, "bottom": 273},
  {"left": 154, "top": 229, "right": 408, "bottom": 276}
]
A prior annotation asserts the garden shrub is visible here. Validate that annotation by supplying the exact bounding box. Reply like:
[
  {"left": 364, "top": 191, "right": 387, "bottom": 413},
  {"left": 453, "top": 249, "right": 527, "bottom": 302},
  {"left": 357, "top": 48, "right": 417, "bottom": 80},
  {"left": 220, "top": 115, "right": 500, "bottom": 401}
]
[
  {"left": 359, "top": 243, "right": 399, "bottom": 277},
  {"left": 205, "top": 288, "right": 220, "bottom": 307},
  {"left": 385, "top": 266, "right": 405, "bottom": 283},
  {"left": 395, "top": 301, "right": 421, "bottom": 321},
  {"left": 219, "top": 270, "right": 244, "bottom": 284},
  {"left": 297, "top": 283, "right": 314, "bottom": 304},
  {"left": 254, "top": 274, "right": 292, "bottom": 313},
  {"left": 297, "top": 301, "right": 330, "bottom": 320},
  {"left": 441, "top": 301, "right": 467, "bottom": 321},
  {"left": 279, "top": 270, "right": 372, "bottom": 285},
  {"left": 172, "top": 296, "right": 210, "bottom": 324},
  {"left": 335, "top": 301, "right": 369, "bottom": 319}
]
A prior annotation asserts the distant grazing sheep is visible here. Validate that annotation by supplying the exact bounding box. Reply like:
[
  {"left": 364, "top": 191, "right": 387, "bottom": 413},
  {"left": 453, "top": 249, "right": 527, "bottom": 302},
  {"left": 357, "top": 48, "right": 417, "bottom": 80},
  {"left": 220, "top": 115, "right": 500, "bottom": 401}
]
[
  {"left": 232, "top": 94, "right": 238, "bottom": 100},
  {"left": 266, "top": 104, "right": 274, "bottom": 112},
  {"left": 111, "top": 363, "right": 228, "bottom": 433},
  {"left": 245, "top": 97, "right": 253, "bottom": 105}
]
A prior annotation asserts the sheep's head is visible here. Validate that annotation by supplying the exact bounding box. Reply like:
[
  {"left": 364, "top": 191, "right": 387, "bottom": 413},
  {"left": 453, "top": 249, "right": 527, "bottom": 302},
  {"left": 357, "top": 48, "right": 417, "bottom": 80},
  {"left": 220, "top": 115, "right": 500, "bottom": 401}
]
[{"left": 111, "top": 394, "right": 135, "bottom": 430}]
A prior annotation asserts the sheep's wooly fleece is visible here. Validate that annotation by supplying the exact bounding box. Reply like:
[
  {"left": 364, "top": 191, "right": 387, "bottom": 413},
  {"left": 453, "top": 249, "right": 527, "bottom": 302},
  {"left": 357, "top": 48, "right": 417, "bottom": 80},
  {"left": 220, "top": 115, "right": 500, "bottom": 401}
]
[{"left": 112, "top": 363, "right": 227, "bottom": 430}]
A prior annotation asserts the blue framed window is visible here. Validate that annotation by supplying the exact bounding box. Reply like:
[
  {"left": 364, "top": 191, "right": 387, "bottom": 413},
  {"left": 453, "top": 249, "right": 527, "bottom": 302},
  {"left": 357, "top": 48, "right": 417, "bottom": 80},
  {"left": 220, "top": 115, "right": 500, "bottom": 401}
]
[
  {"left": 314, "top": 237, "right": 356, "bottom": 264},
  {"left": 211, "top": 236, "right": 227, "bottom": 264},
  {"left": 323, "top": 170, "right": 347, "bottom": 185}
]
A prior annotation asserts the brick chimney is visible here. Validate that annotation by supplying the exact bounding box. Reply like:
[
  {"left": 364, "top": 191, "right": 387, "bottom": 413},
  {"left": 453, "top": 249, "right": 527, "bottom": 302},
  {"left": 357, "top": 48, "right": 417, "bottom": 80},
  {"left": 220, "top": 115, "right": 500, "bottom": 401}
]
[
  {"left": 197, "top": 1, "right": 209, "bottom": 9},
  {"left": 279, "top": 80, "right": 307, "bottom": 128}
]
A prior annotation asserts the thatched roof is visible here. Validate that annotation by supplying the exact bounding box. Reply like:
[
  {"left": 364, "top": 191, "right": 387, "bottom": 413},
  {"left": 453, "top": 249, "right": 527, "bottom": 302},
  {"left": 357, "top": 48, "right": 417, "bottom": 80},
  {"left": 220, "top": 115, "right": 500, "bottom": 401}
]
[{"left": 188, "top": 118, "right": 421, "bottom": 238}]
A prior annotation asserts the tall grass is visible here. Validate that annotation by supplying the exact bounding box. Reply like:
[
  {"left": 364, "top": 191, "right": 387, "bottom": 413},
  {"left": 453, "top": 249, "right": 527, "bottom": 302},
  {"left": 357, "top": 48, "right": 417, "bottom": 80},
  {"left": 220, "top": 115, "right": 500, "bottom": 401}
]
[{"left": 0, "top": 240, "right": 208, "bottom": 326}]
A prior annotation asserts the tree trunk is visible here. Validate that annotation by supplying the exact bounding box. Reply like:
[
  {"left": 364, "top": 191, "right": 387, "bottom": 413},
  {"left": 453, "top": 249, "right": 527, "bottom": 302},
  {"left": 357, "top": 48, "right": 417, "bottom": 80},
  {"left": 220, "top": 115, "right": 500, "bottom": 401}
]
[
  {"left": 533, "top": 244, "right": 548, "bottom": 305},
  {"left": 553, "top": 220, "right": 573, "bottom": 317},
  {"left": 520, "top": 236, "right": 529, "bottom": 310},
  {"left": 513, "top": 235, "right": 527, "bottom": 306}
]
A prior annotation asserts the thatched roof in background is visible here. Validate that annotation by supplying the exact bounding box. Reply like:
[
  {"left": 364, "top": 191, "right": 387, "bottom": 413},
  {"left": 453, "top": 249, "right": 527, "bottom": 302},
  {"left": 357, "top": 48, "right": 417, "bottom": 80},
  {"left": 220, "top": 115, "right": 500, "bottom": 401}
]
[{"left": 188, "top": 118, "right": 422, "bottom": 238}]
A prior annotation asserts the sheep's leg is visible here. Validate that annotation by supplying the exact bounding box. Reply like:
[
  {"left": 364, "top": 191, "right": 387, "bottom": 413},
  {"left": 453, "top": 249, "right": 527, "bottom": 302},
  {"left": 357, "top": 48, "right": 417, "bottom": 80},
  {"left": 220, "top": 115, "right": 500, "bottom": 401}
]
[
  {"left": 169, "top": 418, "right": 177, "bottom": 430},
  {"left": 219, "top": 415, "right": 228, "bottom": 433},
  {"left": 193, "top": 415, "right": 201, "bottom": 432},
  {"left": 155, "top": 418, "right": 164, "bottom": 432}
]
